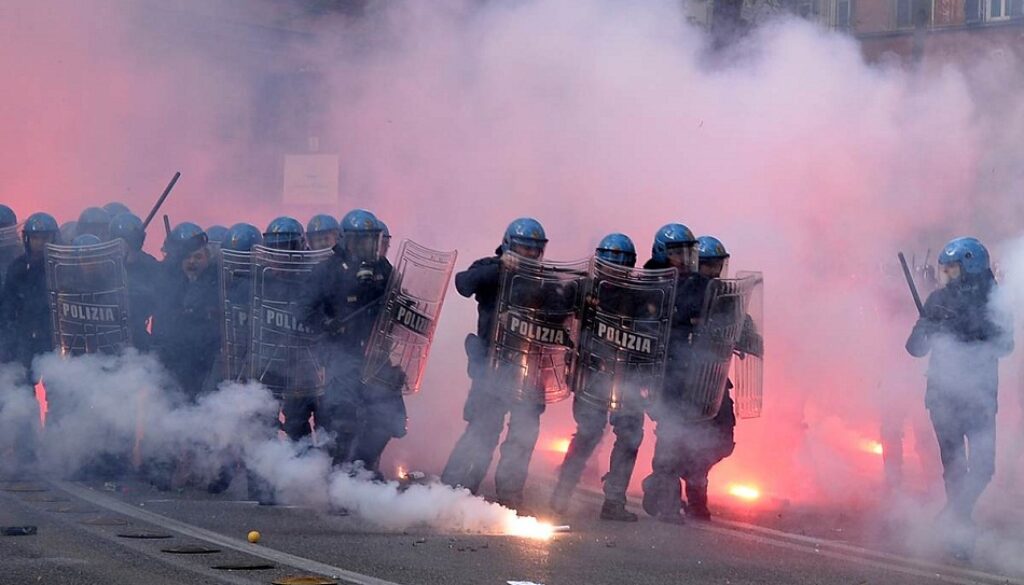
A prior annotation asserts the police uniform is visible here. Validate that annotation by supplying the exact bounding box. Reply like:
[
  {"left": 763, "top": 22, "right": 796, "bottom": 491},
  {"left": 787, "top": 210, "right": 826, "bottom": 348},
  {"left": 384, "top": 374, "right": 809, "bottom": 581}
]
[
  {"left": 440, "top": 250, "right": 548, "bottom": 510},
  {"left": 302, "top": 248, "right": 400, "bottom": 471}
]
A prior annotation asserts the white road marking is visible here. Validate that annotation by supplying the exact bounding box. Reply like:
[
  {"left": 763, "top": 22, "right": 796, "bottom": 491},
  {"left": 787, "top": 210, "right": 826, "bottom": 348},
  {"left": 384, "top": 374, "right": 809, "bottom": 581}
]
[{"left": 57, "top": 481, "right": 403, "bottom": 585}]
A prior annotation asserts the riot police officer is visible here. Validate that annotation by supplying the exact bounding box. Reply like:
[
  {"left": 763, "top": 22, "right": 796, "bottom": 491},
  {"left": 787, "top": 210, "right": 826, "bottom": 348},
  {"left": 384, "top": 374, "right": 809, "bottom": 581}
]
[
  {"left": 640, "top": 222, "right": 708, "bottom": 524},
  {"left": 441, "top": 217, "right": 554, "bottom": 513},
  {"left": 76, "top": 207, "right": 111, "bottom": 241},
  {"left": 906, "top": 237, "right": 1013, "bottom": 556},
  {"left": 2, "top": 213, "right": 61, "bottom": 374},
  {"left": 0, "top": 213, "right": 59, "bottom": 470},
  {"left": 0, "top": 205, "right": 17, "bottom": 229},
  {"left": 306, "top": 214, "right": 341, "bottom": 251},
  {"left": 550, "top": 233, "right": 647, "bottom": 521},
  {"left": 151, "top": 223, "right": 219, "bottom": 399},
  {"left": 215, "top": 222, "right": 262, "bottom": 384},
  {"left": 110, "top": 213, "right": 160, "bottom": 350},
  {"left": 669, "top": 235, "right": 742, "bottom": 521},
  {"left": 302, "top": 209, "right": 398, "bottom": 473}
]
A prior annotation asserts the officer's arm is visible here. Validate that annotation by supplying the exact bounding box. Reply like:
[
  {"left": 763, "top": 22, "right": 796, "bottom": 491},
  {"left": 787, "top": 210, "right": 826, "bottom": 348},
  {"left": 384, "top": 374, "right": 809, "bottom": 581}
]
[
  {"left": 736, "top": 314, "right": 764, "bottom": 358},
  {"left": 455, "top": 258, "right": 499, "bottom": 298},
  {"left": 298, "top": 266, "right": 329, "bottom": 331},
  {"left": 905, "top": 293, "right": 939, "bottom": 358}
]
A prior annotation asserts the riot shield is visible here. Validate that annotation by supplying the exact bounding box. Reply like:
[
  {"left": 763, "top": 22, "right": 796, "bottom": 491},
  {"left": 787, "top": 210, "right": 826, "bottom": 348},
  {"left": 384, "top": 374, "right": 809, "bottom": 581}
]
[
  {"left": 362, "top": 240, "right": 457, "bottom": 395},
  {"left": 249, "top": 246, "right": 332, "bottom": 399},
  {"left": 732, "top": 271, "right": 764, "bottom": 419},
  {"left": 488, "top": 253, "right": 588, "bottom": 404},
  {"left": 0, "top": 223, "right": 21, "bottom": 287},
  {"left": 677, "top": 273, "right": 758, "bottom": 421},
  {"left": 572, "top": 259, "right": 677, "bottom": 413},
  {"left": 219, "top": 249, "right": 254, "bottom": 382},
  {"left": 44, "top": 240, "right": 131, "bottom": 356}
]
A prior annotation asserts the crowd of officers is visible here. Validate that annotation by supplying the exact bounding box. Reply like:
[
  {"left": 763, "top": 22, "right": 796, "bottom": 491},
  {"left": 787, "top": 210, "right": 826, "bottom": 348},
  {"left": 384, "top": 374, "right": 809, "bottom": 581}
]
[{"left": 0, "top": 200, "right": 1005, "bottom": 540}]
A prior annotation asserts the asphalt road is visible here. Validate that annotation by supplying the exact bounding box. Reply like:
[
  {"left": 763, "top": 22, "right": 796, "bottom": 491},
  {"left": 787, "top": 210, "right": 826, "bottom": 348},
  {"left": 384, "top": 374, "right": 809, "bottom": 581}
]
[{"left": 3, "top": 474, "right": 1022, "bottom": 585}]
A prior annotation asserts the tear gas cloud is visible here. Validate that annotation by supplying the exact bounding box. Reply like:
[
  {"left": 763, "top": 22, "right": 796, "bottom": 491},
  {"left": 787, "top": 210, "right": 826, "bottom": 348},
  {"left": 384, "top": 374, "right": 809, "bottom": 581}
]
[{"left": 2, "top": 0, "right": 1024, "bottom": 544}]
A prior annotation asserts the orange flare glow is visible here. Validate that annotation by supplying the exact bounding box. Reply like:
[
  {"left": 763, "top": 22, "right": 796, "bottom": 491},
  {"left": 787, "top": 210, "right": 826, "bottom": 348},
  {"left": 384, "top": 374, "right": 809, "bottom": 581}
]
[
  {"left": 727, "top": 484, "right": 761, "bottom": 502},
  {"left": 860, "top": 440, "right": 884, "bottom": 456},
  {"left": 34, "top": 380, "right": 48, "bottom": 427},
  {"left": 549, "top": 438, "right": 571, "bottom": 454},
  {"left": 504, "top": 515, "right": 556, "bottom": 540},
  {"left": 396, "top": 465, "right": 408, "bottom": 480}
]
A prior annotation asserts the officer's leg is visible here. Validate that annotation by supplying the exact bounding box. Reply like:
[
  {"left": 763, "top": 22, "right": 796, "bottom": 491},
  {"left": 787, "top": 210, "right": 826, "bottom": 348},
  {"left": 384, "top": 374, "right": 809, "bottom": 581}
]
[
  {"left": 494, "top": 401, "right": 543, "bottom": 509},
  {"left": 551, "top": 396, "right": 607, "bottom": 512},
  {"left": 321, "top": 381, "right": 361, "bottom": 466},
  {"left": 929, "top": 404, "right": 968, "bottom": 512},
  {"left": 281, "top": 397, "right": 309, "bottom": 441},
  {"left": 642, "top": 415, "right": 685, "bottom": 522},
  {"left": 441, "top": 385, "right": 506, "bottom": 494},
  {"left": 351, "top": 393, "right": 407, "bottom": 475},
  {"left": 246, "top": 403, "right": 283, "bottom": 504},
  {"left": 959, "top": 409, "right": 996, "bottom": 520},
  {"left": 603, "top": 409, "right": 644, "bottom": 508}
]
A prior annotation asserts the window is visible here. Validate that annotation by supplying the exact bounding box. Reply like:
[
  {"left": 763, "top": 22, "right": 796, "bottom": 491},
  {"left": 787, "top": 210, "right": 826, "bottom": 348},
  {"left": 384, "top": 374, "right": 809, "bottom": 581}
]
[
  {"left": 895, "top": 0, "right": 931, "bottom": 28},
  {"left": 965, "top": 0, "right": 983, "bottom": 22},
  {"left": 988, "top": 0, "right": 1024, "bottom": 19},
  {"left": 835, "top": 0, "right": 852, "bottom": 28}
]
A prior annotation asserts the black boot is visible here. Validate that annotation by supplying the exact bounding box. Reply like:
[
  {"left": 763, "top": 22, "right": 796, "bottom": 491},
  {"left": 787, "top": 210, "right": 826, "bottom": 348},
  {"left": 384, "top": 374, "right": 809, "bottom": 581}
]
[
  {"left": 600, "top": 501, "right": 638, "bottom": 522},
  {"left": 549, "top": 485, "right": 572, "bottom": 516},
  {"left": 685, "top": 483, "right": 711, "bottom": 521}
]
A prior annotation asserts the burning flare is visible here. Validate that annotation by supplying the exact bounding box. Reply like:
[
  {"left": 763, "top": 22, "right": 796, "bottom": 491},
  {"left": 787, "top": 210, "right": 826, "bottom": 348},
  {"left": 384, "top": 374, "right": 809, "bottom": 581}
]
[
  {"left": 860, "top": 439, "right": 884, "bottom": 456},
  {"left": 727, "top": 483, "right": 761, "bottom": 502},
  {"left": 504, "top": 514, "right": 557, "bottom": 540},
  {"left": 549, "top": 438, "right": 571, "bottom": 454}
]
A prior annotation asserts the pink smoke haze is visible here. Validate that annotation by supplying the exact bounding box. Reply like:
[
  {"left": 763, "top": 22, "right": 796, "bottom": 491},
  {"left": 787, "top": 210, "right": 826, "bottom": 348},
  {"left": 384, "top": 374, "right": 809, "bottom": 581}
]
[{"left": 3, "top": 0, "right": 1024, "bottom": 521}]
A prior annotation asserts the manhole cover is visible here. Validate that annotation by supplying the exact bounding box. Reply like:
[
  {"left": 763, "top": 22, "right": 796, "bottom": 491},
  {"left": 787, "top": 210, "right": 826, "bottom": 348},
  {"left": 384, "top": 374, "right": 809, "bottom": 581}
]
[
  {"left": 117, "top": 531, "right": 172, "bottom": 540},
  {"left": 81, "top": 516, "right": 128, "bottom": 526},
  {"left": 273, "top": 577, "right": 338, "bottom": 585},
  {"left": 0, "top": 484, "right": 47, "bottom": 493},
  {"left": 161, "top": 545, "right": 222, "bottom": 555},
  {"left": 212, "top": 563, "right": 275, "bottom": 571},
  {"left": 24, "top": 494, "right": 69, "bottom": 503},
  {"left": 2, "top": 526, "right": 38, "bottom": 536}
]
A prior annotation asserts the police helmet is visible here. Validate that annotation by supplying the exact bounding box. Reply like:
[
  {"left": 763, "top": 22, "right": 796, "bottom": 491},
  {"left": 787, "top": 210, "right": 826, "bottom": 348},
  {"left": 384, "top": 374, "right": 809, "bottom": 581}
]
[
  {"left": 0, "top": 205, "right": 17, "bottom": 228},
  {"left": 307, "top": 214, "right": 340, "bottom": 235},
  {"left": 697, "top": 235, "right": 730, "bottom": 277},
  {"left": 23, "top": 212, "right": 60, "bottom": 251},
  {"left": 72, "top": 234, "right": 102, "bottom": 247},
  {"left": 595, "top": 233, "right": 636, "bottom": 267},
  {"left": 502, "top": 217, "right": 547, "bottom": 254},
  {"left": 164, "top": 222, "right": 208, "bottom": 258},
  {"left": 263, "top": 216, "right": 305, "bottom": 251},
  {"left": 340, "top": 209, "right": 380, "bottom": 234},
  {"left": 652, "top": 223, "right": 697, "bottom": 270},
  {"left": 939, "top": 237, "right": 990, "bottom": 276},
  {"left": 77, "top": 207, "right": 111, "bottom": 240},
  {"left": 102, "top": 202, "right": 131, "bottom": 217},
  {"left": 206, "top": 225, "right": 229, "bottom": 244},
  {"left": 224, "top": 223, "right": 263, "bottom": 252},
  {"left": 59, "top": 221, "right": 78, "bottom": 244},
  {"left": 109, "top": 213, "right": 146, "bottom": 251}
]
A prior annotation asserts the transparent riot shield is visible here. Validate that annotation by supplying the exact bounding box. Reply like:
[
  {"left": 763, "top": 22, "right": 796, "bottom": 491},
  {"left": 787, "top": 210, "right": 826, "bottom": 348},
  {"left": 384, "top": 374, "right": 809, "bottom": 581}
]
[
  {"left": 677, "top": 273, "right": 759, "bottom": 420},
  {"left": 249, "top": 246, "right": 332, "bottom": 399},
  {"left": 488, "top": 253, "right": 588, "bottom": 404},
  {"left": 44, "top": 240, "right": 131, "bottom": 356},
  {"left": 572, "top": 259, "right": 677, "bottom": 413},
  {"left": 0, "top": 223, "right": 21, "bottom": 287},
  {"left": 732, "top": 271, "right": 764, "bottom": 419},
  {"left": 219, "top": 249, "right": 254, "bottom": 382},
  {"left": 362, "top": 240, "right": 457, "bottom": 394}
]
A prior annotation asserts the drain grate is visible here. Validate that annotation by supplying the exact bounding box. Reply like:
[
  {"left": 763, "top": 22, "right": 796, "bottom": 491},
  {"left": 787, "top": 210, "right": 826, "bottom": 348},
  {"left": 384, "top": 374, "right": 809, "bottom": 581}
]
[
  {"left": 117, "top": 531, "right": 172, "bottom": 540},
  {"left": 0, "top": 484, "right": 48, "bottom": 493},
  {"left": 211, "top": 563, "right": 275, "bottom": 571},
  {"left": 273, "top": 576, "right": 339, "bottom": 585},
  {"left": 161, "top": 545, "right": 222, "bottom": 555}
]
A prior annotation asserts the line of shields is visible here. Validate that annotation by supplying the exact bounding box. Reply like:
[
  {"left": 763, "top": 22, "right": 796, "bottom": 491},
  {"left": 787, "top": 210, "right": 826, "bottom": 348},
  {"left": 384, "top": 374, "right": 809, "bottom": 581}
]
[
  {"left": 487, "top": 252, "right": 764, "bottom": 421},
  {"left": 222, "top": 240, "right": 458, "bottom": 400}
]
